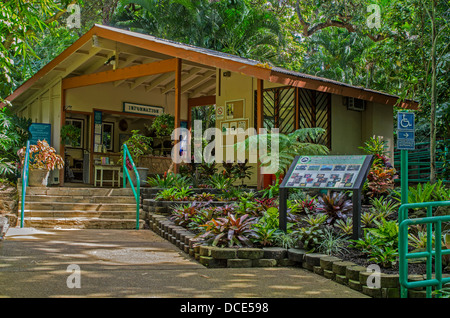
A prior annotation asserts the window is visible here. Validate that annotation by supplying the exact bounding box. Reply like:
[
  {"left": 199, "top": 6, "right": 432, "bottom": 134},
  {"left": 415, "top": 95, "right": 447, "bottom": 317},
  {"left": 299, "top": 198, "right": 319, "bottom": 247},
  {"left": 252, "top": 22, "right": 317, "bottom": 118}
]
[
  {"left": 65, "top": 118, "right": 84, "bottom": 148},
  {"left": 255, "top": 86, "right": 331, "bottom": 148},
  {"left": 102, "top": 122, "right": 114, "bottom": 152}
]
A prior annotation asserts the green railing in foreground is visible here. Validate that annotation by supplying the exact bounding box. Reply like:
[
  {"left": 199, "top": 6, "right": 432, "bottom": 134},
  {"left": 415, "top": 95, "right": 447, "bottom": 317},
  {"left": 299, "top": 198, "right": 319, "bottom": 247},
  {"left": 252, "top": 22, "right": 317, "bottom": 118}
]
[
  {"left": 122, "top": 144, "right": 140, "bottom": 230},
  {"left": 20, "top": 140, "right": 31, "bottom": 228},
  {"left": 398, "top": 201, "right": 450, "bottom": 298}
]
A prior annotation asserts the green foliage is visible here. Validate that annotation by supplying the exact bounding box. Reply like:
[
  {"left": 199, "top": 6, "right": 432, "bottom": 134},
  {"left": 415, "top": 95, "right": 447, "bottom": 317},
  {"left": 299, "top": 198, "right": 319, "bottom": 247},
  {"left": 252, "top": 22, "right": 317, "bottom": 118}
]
[
  {"left": 60, "top": 124, "right": 81, "bottom": 147},
  {"left": 147, "top": 172, "right": 191, "bottom": 188},
  {"left": 315, "top": 191, "right": 353, "bottom": 225},
  {"left": 251, "top": 207, "right": 284, "bottom": 247},
  {"left": 317, "top": 227, "right": 349, "bottom": 256},
  {"left": 234, "top": 128, "right": 329, "bottom": 178},
  {"left": 207, "top": 173, "right": 234, "bottom": 190},
  {"left": 392, "top": 181, "right": 448, "bottom": 203},
  {"left": 367, "top": 218, "right": 399, "bottom": 248},
  {"left": 120, "top": 130, "right": 152, "bottom": 166},
  {"left": 199, "top": 213, "right": 257, "bottom": 247},
  {"left": 151, "top": 113, "right": 175, "bottom": 137},
  {"left": 155, "top": 186, "right": 193, "bottom": 201},
  {"left": 0, "top": 107, "right": 31, "bottom": 177},
  {"left": 335, "top": 218, "right": 353, "bottom": 236},
  {"left": 368, "top": 245, "right": 398, "bottom": 268},
  {"left": 369, "top": 197, "right": 400, "bottom": 220},
  {"left": 360, "top": 211, "right": 377, "bottom": 228},
  {"left": 294, "top": 224, "right": 325, "bottom": 251}
]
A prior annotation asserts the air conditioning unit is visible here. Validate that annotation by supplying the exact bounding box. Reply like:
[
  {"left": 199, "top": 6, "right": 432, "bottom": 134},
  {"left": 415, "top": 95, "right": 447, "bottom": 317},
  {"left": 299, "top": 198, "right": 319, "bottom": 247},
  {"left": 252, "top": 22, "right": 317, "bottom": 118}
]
[{"left": 344, "top": 97, "right": 366, "bottom": 112}]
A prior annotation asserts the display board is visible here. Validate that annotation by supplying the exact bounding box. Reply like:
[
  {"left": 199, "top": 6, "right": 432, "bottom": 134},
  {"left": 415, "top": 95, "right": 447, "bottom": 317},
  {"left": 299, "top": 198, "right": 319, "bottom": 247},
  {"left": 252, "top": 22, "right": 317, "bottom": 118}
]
[
  {"left": 280, "top": 155, "right": 372, "bottom": 190},
  {"left": 29, "top": 123, "right": 52, "bottom": 146},
  {"left": 278, "top": 154, "right": 374, "bottom": 240}
]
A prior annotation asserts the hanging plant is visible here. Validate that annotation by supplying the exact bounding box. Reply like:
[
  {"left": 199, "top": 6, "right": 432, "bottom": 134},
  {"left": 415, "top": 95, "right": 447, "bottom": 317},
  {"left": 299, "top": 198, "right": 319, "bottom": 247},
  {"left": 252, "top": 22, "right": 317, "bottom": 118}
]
[
  {"left": 151, "top": 114, "right": 175, "bottom": 137},
  {"left": 60, "top": 124, "right": 81, "bottom": 147}
]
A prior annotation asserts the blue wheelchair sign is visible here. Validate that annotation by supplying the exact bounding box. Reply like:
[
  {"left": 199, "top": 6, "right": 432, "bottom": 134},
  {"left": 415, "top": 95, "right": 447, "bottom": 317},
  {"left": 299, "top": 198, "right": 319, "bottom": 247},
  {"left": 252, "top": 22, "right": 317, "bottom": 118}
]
[{"left": 397, "top": 112, "right": 415, "bottom": 150}]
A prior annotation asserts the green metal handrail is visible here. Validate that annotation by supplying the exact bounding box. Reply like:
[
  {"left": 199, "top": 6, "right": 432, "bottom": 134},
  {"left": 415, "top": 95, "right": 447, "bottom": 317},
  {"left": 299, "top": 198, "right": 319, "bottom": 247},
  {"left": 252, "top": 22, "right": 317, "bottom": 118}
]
[
  {"left": 122, "top": 144, "right": 140, "bottom": 230},
  {"left": 398, "top": 201, "right": 450, "bottom": 298},
  {"left": 394, "top": 139, "right": 449, "bottom": 183},
  {"left": 20, "top": 140, "right": 31, "bottom": 228}
]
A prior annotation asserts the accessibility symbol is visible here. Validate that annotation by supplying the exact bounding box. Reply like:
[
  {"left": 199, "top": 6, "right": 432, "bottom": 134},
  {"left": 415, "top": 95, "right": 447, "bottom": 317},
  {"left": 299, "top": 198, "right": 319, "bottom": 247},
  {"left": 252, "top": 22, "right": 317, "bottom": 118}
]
[{"left": 397, "top": 112, "right": 415, "bottom": 150}]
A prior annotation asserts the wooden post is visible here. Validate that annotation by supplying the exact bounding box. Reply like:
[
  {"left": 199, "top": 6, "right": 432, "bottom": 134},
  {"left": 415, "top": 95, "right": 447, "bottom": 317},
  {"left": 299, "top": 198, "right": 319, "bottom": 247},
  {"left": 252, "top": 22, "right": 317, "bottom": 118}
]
[
  {"left": 59, "top": 87, "right": 66, "bottom": 187},
  {"left": 173, "top": 58, "right": 182, "bottom": 174},
  {"left": 256, "top": 79, "right": 264, "bottom": 190}
]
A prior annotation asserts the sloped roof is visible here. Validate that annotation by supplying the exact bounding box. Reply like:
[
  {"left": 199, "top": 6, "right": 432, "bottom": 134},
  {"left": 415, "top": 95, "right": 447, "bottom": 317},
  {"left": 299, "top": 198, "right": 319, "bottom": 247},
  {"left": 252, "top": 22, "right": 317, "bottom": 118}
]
[{"left": 4, "top": 24, "right": 418, "bottom": 109}]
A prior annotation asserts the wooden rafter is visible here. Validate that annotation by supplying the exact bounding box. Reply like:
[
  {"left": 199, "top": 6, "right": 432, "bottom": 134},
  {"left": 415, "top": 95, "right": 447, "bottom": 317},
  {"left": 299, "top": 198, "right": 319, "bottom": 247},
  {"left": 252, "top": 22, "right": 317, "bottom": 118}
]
[
  {"left": 62, "top": 58, "right": 177, "bottom": 90},
  {"left": 189, "top": 78, "right": 216, "bottom": 97},
  {"left": 160, "top": 67, "right": 202, "bottom": 94},
  {"left": 145, "top": 72, "right": 173, "bottom": 92},
  {"left": 181, "top": 70, "right": 215, "bottom": 94}
]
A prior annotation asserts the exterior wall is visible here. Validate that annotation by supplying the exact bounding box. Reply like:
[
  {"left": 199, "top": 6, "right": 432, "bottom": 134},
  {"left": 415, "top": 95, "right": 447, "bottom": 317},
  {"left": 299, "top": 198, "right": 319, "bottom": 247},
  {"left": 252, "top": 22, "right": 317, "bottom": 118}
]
[
  {"left": 65, "top": 82, "right": 188, "bottom": 120},
  {"left": 214, "top": 71, "right": 395, "bottom": 187}
]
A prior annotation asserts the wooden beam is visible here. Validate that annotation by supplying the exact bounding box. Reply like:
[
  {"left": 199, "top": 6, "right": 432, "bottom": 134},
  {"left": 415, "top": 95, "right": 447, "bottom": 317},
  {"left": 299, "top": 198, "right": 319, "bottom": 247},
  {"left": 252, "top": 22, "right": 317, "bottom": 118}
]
[
  {"left": 189, "top": 79, "right": 216, "bottom": 97},
  {"left": 188, "top": 95, "right": 216, "bottom": 107},
  {"left": 62, "top": 58, "right": 177, "bottom": 90},
  {"left": 174, "top": 58, "right": 182, "bottom": 174},
  {"left": 160, "top": 67, "right": 202, "bottom": 94},
  {"left": 256, "top": 79, "right": 264, "bottom": 190},
  {"left": 181, "top": 71, "right": 215, "bottom": 94},
  {"left": 117, "top": 56, "right": 153, "bottom": 88},
  {"left": 145, "top": 72, "right": 173, "bottom": 92}
]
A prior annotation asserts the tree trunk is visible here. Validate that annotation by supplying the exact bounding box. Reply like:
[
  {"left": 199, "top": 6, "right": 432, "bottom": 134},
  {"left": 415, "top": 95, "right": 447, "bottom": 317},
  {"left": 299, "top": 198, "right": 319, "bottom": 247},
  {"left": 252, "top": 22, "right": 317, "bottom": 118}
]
[{"left": 429, "top": 0, "right": 437, "bottom": 184}]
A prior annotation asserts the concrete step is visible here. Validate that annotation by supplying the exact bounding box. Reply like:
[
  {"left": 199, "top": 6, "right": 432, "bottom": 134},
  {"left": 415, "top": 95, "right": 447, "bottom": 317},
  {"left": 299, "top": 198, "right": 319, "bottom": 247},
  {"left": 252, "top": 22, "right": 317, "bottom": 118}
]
[
  {"left": 23, "top": 202, "right": 137, "bottom": 212},
  {"left": 22, "top": 217, "right": 146, "bottom": 229},
  {"left": 22, "top": 210, "right": 144, "bottom": 219},
  {"left": 20, "top": 195, "right": 136, "bottom": 204},
  {"left": 22, "top": 187, "right": 135, "bottom": 197}
]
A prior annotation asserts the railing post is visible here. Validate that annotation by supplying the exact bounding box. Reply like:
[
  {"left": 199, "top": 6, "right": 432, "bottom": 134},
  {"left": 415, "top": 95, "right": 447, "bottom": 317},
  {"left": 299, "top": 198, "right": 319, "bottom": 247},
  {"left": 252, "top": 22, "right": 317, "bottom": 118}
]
[{"left": 20, "top": 140, "right": 31, "bottom": 228}]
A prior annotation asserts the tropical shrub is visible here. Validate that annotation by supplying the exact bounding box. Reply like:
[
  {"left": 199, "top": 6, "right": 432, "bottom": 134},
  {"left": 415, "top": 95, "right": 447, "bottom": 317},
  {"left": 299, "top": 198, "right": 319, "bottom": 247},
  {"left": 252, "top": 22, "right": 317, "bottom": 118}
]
[
  {"left": 199, "top": 214, "right": 257, "bottom": 247},
  {"left": 18, "top": 140, "right": 64, "bottom": 171},
  {"left": 315, "top": 191, "right": 352, "bottom": 225}
]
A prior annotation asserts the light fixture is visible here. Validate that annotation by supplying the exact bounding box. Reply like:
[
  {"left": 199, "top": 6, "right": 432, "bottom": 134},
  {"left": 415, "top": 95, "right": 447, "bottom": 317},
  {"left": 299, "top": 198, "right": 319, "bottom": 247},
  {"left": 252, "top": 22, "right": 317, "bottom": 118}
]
[{"left": 223, "top": 71, "right": 231, "bottom": 77}]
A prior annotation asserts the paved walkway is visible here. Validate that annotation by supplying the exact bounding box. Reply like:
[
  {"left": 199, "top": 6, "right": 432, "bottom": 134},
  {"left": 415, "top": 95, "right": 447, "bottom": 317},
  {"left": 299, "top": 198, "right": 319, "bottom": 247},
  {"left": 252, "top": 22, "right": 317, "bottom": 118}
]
[{"left": 0, "top": 228, "right": 367, "bottom": 299}]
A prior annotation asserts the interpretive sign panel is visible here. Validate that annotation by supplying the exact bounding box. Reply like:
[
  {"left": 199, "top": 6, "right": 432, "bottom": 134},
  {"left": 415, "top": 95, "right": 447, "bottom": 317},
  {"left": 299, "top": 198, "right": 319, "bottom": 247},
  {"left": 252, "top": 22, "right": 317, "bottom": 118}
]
[{"left": 280, "top": 155, "right": 372, "bottom": 190}]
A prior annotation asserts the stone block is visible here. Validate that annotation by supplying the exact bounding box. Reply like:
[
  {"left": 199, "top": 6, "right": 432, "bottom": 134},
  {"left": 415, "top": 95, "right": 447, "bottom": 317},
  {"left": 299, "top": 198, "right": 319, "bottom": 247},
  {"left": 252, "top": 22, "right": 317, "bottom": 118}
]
[
  {"left": 227, "top": 259, "right": 252, "bottom": 268},
  {"left": 302, "top": 262, "right": 314, "bottom": 271},
  {"left": 332, "top": 261, "right": 357, "bottom": 276},
  {"left": 313, "top": 266, "right": 324, "bottom": 276},
  {"left": 262, "top": 247, "right": 287, "bottom": 260},
  {"left": 345, "top": 265, "right": 366, "bottom": 281},
  {"left": 335, "top": 274, "right": 348, "bottom": 286},
  {"left": 277, "top": 259, "right": 296, "bottom": 267},
  {"left": 287, "top": 248, "right": 306, "bottom": 263},
  {"left": 319, "top": 256, "right": 341, "bottom": 271},
  {"left": 362, "top": 285, "right": 382, "bottom": 298},
  {"left": 323, "top": 269, "right": 336, "bottom": 280},
  {"left": 211, "top": 248, "right": 237, "bottom": 259},
  {"left": 382, "top": 287, "right": 400, "bottom": 298},
  {"left": 252, "top": 259, "right": 277, "bottom": 267},
  {"left": 199, "top": 256, "right": 225, "bottom": 268},
  {"left": 199, "top": 245, "right": 214, "bottom": 257},
  {"left": 380, "top": 273, "right": 400, "bottom": 288},
  {"left": 348, "top": 279, "right": 362, "bottom": 292},
  {"left": 237, "top": 248, "right": 264, "bottom": 259},
  {"left": 305, "top": 253, "right": 327, "bottom": 267}
]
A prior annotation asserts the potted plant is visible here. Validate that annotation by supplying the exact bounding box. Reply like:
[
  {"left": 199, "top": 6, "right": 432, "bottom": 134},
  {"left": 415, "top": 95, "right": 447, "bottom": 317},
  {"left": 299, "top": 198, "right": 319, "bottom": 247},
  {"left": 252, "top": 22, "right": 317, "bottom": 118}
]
[
  {"left": 18, "top": 140, "right": 64, "bottom": 187},
  {"left": 119, "top": 130, "right": 152, "bottom": 186},
  {"left": 151, "top": 113, "right": 175, "bottom": 137},
  {"left": 60, "top": 124, "right": 81, "bottom": 147}
]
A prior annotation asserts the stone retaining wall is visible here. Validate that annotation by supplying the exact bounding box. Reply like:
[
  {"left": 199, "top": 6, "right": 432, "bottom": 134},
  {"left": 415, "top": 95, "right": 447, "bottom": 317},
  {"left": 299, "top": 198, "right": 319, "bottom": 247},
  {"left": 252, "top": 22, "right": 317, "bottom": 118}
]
[{"left": 146, "top": 210, "right": 449, "bottom": 298}]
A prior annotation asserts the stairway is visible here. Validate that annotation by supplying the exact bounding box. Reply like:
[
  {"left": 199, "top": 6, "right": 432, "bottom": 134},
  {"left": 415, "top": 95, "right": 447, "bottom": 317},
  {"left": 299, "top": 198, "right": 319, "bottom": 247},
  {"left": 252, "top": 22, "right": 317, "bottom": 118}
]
[{"left": 19, "top": 187, "right": 145, "bottom": 229}]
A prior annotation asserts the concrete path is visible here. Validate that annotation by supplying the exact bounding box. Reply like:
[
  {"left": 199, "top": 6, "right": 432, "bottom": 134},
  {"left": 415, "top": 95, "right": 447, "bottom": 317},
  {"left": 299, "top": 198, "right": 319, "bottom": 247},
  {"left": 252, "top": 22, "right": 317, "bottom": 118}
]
[{"left": 0, "top": 228, "right": 367, "bottom": 298}]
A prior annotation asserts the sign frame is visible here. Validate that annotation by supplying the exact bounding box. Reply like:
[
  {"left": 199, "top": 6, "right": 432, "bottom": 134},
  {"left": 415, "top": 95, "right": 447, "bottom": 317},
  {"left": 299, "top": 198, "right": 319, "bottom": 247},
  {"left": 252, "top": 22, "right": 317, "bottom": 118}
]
[
  {"left": 397, "top": 112, "right": 415, "bottom": 151},
  {"left": 123, "top": 102, "right": 164, "bottom": 117},
  {"left": 278, "top": 155, "right": 374, "bottom": 240}
]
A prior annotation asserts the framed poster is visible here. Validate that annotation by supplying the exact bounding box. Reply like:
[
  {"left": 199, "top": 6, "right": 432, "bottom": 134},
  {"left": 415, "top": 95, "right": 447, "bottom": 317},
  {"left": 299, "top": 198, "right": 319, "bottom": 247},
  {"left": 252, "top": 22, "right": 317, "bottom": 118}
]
[
  {"left": 225, "top": 99, "right": 245, "bottom": 119},
  {"left": 229, "top": 121, "right": 237, "bottom": 132},
  {"left": 221, "top": 122, "right": 229, "bottom": 135},
  {"left": 237, "top": 119, "right": 247, "bottom": 130},
  {"left": 216, "top": 105, "right": 225, "bottom": 120}
]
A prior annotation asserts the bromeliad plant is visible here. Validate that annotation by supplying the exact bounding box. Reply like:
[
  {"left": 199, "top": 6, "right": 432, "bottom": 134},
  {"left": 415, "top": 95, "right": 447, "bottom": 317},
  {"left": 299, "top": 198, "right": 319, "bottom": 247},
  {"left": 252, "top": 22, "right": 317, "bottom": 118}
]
[
  {"left": 315, "top": 191, "right": 353, "bottom": 225},
  {"left": 199, "top": 213, "right": 257, "bottom": 247}
]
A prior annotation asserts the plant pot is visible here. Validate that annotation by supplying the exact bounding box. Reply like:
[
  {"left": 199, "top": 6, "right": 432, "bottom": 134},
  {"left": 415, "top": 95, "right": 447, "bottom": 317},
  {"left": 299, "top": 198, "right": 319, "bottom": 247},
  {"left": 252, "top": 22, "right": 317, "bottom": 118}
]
[
  {"left": 128, "top": 167, "right": 149, "bottom": 187},
  {"left": 28, "top": 169, "right": 50, "bottom": 187}
]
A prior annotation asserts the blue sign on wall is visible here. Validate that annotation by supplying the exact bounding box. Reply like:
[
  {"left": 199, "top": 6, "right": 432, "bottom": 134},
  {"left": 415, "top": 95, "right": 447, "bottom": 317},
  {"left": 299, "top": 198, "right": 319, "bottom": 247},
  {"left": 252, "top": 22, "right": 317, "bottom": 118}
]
[
  {"left": 397, "top": 112, "right": 415, "bottom": 150},
  {"left": 29, "top": 123, "right": 52, "bottom": 146}
]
